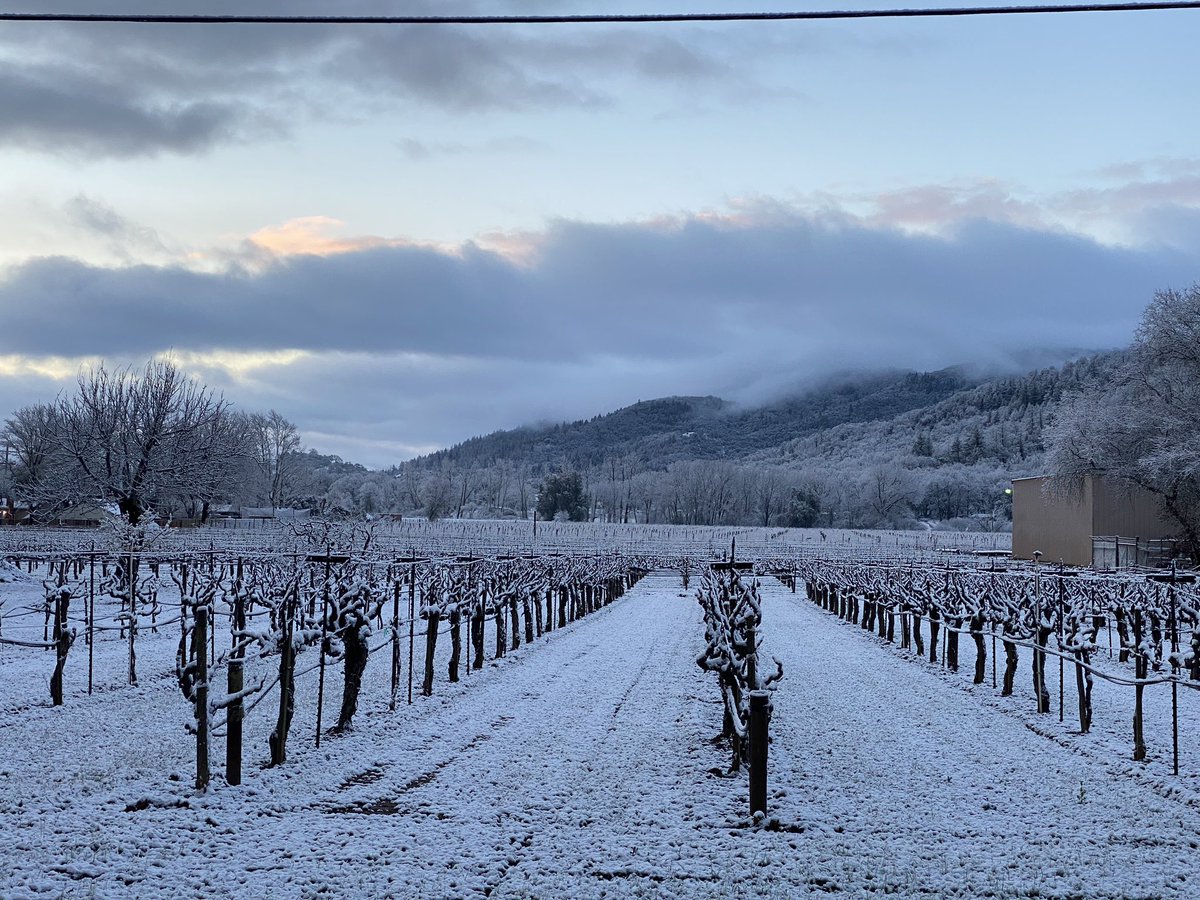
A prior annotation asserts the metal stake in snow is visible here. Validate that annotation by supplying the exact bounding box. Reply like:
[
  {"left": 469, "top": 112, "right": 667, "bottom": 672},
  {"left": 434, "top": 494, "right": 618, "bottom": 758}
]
[
  {"left": 309, "top": 551, "right": 349, "bottom": 748},
  {"left": 394, "top": 556, "right": 427, "bottom": 705},
  {"left": 1147, "top": 562, "right": 1194, "bottom": 776},
  {"left": 87, "top": 549, "right": 95, "bottom": 695},
  {"left": 390, "top": 579, "right": 401, "bottom": 711}
]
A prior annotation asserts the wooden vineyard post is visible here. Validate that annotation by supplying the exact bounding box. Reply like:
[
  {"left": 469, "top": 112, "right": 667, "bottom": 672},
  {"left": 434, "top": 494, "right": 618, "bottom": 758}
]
[
  {"left": 194, "top": 605, "right": 210, "bottom": 792},
  {"left": 749, "top": 691, "right": 769, "bottom": 816},
  {"left": 226, "top": 658, "right": 243, "bottom": 786},
  {"left": 225, "top": 564, "right": 246, "bottom": 786}
]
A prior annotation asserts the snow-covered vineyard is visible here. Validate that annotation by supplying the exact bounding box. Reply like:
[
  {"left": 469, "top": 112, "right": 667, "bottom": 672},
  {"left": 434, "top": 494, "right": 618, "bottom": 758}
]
[{"left": 2, "top": 521, "right": 1198, "bottom": 898}]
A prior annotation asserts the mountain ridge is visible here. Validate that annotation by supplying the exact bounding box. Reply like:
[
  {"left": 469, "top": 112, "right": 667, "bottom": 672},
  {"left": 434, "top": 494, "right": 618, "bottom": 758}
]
[{"left": 377, "top": 350, "right": 1122, "bottom": 528}]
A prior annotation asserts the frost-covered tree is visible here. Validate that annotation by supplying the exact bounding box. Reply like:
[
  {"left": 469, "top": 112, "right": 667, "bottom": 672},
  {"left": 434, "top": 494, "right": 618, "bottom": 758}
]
[
  {"left": 860, "top": 465, "right": 916, "bottom": 527},
  {"left": 246, "top": 409, "right": 301, "bottom": 512},
  {"left": 2, "top": 402, "right": 63, "bottom": 522},
  {"left": 423, "top": 471, "right": 454, "bottom": 521},
  {"left": 1046, "top": 285, "right": 1200, "bottom": 558},
  {"left": 20, "top": 361, "right": 235, "bottom": 525}
]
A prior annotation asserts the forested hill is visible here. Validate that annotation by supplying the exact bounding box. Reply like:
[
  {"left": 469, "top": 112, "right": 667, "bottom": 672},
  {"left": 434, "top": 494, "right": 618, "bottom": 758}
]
[
  {"left": 337, "top": 350, "right": 1124, "bottom": 526},
  {"left": 416, "top": 366, "right": 978, "bottom": 471},
  {"left": 764, "top": 351, "right": 1125, "bottom": 472}
]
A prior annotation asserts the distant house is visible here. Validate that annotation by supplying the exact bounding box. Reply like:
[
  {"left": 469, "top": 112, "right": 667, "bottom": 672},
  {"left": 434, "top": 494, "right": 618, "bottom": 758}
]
[
  {"left": 52, "top": 502, "right": 108, "bottom": 528},
  {"left": 0, "top": 499, "right": 30, "bottom": 525},
  {"left": 1011, "top": 475, "right": 1180, "bottom": 568}
]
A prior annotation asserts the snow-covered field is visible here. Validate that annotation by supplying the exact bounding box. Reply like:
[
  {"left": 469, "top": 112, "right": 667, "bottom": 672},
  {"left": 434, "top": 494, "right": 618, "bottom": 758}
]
[
  {"left": 2, "top": 526, "right": 1197, "bottom": 898},
  {"left": 0, "top": 519, "right": 1006, "bottom": 561}
]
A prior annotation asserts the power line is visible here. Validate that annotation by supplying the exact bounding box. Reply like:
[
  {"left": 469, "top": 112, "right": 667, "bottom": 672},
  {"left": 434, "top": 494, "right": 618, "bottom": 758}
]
[{"left": 1, "top": 3, "right": 1200, "bottom": 26}]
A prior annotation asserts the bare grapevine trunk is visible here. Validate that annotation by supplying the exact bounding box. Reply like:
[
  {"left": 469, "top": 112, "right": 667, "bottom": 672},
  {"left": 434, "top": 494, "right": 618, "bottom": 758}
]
[
  {"left": 971, "top": 612, "right": 986, "bottom": 684},
  {"left": 1115, "top": 606, "right": 1131, "bottom": 663},
  {"left": 1002, "top": 629, "right": 1018, "bottom": 696},
  {"left": 1074, "top": 649, "right": 1092, "bottom": 734},
  {"left": 1132, "top": 609, "right": 1146, "bottom": 760},
  {"left": 1033, "top": 623, "right": 1051, "bottom": 714},
  {"left": 928, "top": 609, "right": 940, "bottom": 664},
  {"left": 471, "top": 605, "right": 485, "bottom": 670},
  {"left": 50, "top": 590, "right": 71, "bottom": 706},
  {"left": 269, "top": 611, "right": 295, "bottom": 767},
  {"left": 422, "top": 609, "right": 440, "bottom": 696},
  {"left": 336, "top": 622, "right": 368, "bottom": 732},
  {"left": 448, "top": 607, "right": 461, "bottom": 683}
]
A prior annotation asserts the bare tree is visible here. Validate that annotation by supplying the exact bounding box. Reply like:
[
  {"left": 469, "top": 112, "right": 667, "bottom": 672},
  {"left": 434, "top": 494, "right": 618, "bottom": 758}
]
[
  {"left": 41, "top": 360, "right": 233, "bottom": 526},
  {"left": 423, "top": 471, "right": 454, "bottom": 521},
  {"left": 861, "top": 465, "right": 916, "bottom": 527},
  {"left": 247, "top": 409, "right": 301, "bottom": 512},
  {"left": 3, "top": 403, "right": 64, "bottom": 522},
  {"left": 752, "top": 466, "right": 789, "bottom": 527}
]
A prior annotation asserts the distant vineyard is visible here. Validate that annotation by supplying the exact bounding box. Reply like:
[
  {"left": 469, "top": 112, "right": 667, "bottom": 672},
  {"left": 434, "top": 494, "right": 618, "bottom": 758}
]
[{"left": 2, "top": 519, "right": 1011, "bottom": 561}]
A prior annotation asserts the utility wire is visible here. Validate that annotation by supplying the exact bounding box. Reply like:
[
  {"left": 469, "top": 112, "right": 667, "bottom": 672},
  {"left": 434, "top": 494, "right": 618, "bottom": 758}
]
[{"left": 1, "top": 3, "right": 1200, "bottom": 26}]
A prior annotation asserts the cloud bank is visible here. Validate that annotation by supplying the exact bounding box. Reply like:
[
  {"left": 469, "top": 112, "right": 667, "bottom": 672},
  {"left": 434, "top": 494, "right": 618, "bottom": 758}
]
[{"left": 2, "top": 205, "right": 1195, "bottom": 465}]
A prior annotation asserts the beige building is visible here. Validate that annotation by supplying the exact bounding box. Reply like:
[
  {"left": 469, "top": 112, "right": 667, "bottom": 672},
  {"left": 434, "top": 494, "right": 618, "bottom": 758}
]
[{"left": 1011, "top": 475, "right": 1180, "bottom": 567}]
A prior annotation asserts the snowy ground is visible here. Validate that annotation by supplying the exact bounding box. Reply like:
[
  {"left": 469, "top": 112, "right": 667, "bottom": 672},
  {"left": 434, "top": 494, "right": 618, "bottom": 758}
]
[{"left": 2, "top": 571, "right": 1198, "bottom": 897}]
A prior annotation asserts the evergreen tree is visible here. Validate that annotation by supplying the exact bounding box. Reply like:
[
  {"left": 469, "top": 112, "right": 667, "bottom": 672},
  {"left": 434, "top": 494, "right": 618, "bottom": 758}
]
[{"left": 536, "top": 471, "right": 589, "bottom": 522}]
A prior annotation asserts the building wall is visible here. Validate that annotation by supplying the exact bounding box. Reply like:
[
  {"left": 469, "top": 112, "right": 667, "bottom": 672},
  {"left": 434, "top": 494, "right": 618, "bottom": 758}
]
[
  {"left": 1011, "top": 476, "right": 1094, "bottom": 566},
  {"left": 1090, "top": 478, "right": 1180, "bottom": 541}
]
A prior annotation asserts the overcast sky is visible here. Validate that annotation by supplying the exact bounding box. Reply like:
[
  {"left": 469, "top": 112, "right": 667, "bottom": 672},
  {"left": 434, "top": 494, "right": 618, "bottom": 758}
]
[{"left": 1, "top": 1, "right": 1198, "bottom": 467}]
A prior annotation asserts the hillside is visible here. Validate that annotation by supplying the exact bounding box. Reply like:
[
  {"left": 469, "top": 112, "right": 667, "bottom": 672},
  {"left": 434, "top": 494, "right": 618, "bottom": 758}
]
[
  {"left": 771, "top": 351, "right": 1124, "bottom": 470},
  {"left": 416, "top": 366, "right": 979, "bottom": 471},
  {"left": 411, "top": 354, "right": 1121, "bottom": 478}
]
